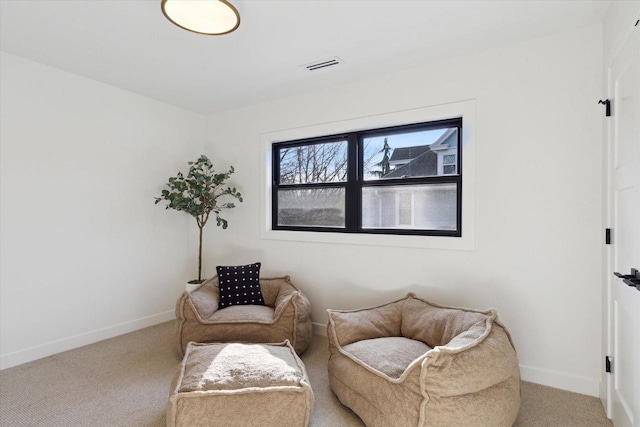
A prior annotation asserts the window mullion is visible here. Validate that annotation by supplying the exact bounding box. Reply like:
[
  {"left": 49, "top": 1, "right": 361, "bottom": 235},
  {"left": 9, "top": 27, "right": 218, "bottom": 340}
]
[{"left": 344, "top": 134, "right": 359, "bottom": 232}]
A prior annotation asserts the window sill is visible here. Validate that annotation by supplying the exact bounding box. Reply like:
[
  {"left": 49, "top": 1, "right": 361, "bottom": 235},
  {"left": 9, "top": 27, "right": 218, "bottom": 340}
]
[{"left": 260, "top": 228, "right": 475, "bottom": 251}]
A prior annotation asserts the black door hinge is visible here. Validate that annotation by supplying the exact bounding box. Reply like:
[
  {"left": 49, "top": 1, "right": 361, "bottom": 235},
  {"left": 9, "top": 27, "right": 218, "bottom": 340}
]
[
  {"left": 598, "top": 99, "right": 611, "bottom": 117},
  {"left": 606, "top": 356, "right": 612, "bottom": 373},
  {"left": 606, "top": 228, "right": 611, "bottom": 245}
]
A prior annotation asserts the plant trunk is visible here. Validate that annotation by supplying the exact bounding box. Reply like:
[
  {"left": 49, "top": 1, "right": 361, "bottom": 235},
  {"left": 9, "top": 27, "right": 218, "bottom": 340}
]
[{"left": 198, "top": 225, "right": 203, "bottom": 281}]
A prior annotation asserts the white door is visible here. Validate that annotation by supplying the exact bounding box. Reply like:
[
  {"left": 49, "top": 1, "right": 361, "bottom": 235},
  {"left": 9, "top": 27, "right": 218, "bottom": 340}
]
[{"left": 606, "top": 21, "right": 640, "bottom": 427}]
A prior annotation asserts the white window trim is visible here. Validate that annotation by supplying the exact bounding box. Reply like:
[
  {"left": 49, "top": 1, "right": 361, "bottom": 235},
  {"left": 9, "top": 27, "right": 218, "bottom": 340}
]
[{"left": 259, "top": 100, "right": 476, "bottom": 251}]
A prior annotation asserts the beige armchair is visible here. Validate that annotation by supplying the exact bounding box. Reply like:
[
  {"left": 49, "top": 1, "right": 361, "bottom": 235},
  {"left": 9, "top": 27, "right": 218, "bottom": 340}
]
[
  {"left": 175, "top": 275, "right": 313, "bottom": 356},
  {"left": 327, "top": 293, "right": 521, "bottom": 427}
]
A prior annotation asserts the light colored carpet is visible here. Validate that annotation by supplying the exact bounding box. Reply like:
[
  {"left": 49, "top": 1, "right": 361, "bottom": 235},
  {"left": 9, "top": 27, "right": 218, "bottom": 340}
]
[{"left": 0, "top": 321, "right": 612, "bottom": 427}]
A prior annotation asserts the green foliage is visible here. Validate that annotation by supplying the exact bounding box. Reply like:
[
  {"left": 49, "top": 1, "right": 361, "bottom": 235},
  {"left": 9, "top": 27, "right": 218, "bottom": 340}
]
[
  {"left": 154, "top": 155, "right": 243, "bottom": 230},
  {"left": 155, "top": 155, "right": 243, "bottom": 281}
]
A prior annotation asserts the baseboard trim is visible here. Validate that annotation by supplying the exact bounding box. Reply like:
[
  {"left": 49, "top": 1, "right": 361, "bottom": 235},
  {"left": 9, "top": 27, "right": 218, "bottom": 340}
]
[
  {"left": 0, "top": 310, "right": 176, "bottom": 370},
  {"left": 3, "top": 317, "right": 600, "bottom": 397},
  {"left": 519, "top": 364, "right": 599, "bottom": 397},
  {"left": 312, "top": 322, "right": 327, "bottom": 337},
  {"left": 311, "top": 321, "right": 598, "bottom": 396}
]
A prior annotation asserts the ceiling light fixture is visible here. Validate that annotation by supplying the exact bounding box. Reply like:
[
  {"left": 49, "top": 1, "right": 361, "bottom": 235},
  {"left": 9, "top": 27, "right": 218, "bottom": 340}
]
[{"left": 161, "top": 0, "right": 240, "bottom": 36}]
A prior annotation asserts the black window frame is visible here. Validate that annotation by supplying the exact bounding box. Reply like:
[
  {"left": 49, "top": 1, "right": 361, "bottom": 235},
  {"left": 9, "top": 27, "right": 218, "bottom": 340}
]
[{"left": 272, "top": 118, "right": 462, "bottom": 237}]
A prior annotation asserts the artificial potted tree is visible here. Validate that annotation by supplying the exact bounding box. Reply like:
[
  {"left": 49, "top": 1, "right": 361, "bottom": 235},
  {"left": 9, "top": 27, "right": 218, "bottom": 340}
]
[{"left": 155, "top": 155, "right": 242, "bottom": 292}]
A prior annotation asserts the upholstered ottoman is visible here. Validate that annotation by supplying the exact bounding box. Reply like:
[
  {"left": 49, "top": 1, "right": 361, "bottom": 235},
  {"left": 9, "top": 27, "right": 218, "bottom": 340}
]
[{"left": 167, "top": 341, "right": 314, "bottom": 427}]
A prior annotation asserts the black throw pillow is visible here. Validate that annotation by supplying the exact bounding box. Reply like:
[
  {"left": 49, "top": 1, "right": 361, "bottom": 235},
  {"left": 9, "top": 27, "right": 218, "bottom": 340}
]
[{"left": 217, "top": 262, "right": 265, "bottom": 309}]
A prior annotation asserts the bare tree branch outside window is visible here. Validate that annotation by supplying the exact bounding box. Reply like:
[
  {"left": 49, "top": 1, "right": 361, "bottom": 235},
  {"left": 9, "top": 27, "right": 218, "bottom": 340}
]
[{"left": 277, "top": 140, "right": 382, "bottom": 226}]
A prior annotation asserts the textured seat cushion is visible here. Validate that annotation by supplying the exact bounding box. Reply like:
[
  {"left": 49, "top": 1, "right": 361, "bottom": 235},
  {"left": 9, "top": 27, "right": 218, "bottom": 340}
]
[
  {"left": 179, "top": 342, "right": 305, "bottom": 392},
  {"left": 168, "top": 341, "right": 314, "bottom": 427},
  {"left": 208, "top": 304, "right": 275, "bottom": 323},
  {"left": 343, "top": 337, "right": 431, "bottom": 379}
]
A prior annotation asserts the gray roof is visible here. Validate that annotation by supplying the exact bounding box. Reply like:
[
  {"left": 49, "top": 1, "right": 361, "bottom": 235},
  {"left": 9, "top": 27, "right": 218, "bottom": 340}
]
[
  {"left": 384, "top": 149, "right": 437, "bottom": 178},
  {"left": 389, "top": 145, "right": 431, "bottom": 163},
  {"left": 383, "top": 128, "right": 458, "bottom": 178}
]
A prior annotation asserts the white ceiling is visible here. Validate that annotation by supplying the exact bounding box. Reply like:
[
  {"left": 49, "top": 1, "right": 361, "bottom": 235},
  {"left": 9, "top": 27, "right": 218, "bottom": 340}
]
[{"left": 0, "top": 0, "right": 612, "bottom": 115}]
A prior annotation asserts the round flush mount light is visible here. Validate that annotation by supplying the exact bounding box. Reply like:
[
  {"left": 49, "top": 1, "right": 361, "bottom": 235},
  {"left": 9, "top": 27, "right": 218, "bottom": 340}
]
[{"left": 161, "top": 0, "right": 240, "bottom": 36}]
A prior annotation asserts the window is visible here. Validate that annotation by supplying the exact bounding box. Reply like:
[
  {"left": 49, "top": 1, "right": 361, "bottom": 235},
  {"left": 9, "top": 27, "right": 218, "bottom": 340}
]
[
  {"left": 272, "top": 118, "right": 462, "bottom": 237},
  {"left": 442, "top": 154, "right": 457, "bottom": 175}
]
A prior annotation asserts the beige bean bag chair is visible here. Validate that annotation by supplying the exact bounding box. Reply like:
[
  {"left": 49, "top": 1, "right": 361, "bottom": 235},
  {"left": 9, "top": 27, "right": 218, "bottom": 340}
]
[
  {"left": 327, "top": 293, "right": 520, "bottom": 427},
  {"left": 176, "top": 275, "right": 313, "bottom": 356}
]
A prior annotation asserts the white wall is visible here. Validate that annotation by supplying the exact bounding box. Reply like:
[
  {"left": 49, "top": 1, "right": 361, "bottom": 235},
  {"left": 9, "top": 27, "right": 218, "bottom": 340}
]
[
  {"left": 0, "top": 53, "right": 205, "bottom": 369},
  {"left": 203, "top": 25, "right": 604, "bottom": 396},
  {"left": 603, "top": 1, "right": 640, "bottom": 65}
]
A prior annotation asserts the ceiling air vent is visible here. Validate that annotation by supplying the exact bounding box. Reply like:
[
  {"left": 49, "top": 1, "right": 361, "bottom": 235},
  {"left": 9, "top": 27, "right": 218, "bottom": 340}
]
[{"left": 302, "top": 57, "right": 344, "bottom": 71}]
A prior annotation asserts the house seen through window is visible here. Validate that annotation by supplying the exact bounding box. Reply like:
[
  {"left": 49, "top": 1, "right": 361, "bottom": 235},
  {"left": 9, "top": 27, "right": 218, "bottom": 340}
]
[{"left": 272, "top": 118, "right": 462, "bottom": 236}]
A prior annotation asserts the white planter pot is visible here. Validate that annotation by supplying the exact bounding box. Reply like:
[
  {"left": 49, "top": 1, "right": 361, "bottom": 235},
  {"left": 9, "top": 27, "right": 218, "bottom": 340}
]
[{"left": 186, "top": 282, "right": 202, "bottom": 293}]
